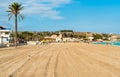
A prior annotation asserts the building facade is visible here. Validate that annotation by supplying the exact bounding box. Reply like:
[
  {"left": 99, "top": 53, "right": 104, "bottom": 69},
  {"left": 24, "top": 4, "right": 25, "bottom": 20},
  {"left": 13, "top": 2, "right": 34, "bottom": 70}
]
[{"left": 0, "top": 26, "right": 11, "bottom": 44}]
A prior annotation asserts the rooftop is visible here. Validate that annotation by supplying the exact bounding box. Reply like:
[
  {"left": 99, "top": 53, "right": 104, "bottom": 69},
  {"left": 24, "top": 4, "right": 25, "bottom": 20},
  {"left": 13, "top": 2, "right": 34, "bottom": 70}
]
[{"left": 0, "top": 26, "right": 6, "bottom": 30}]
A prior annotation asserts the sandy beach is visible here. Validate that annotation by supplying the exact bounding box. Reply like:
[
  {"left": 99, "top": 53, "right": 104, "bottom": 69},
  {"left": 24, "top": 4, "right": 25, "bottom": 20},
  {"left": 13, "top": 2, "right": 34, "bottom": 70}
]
[{"left": 0, "top": 43, "right": 120, "bottom": 77}]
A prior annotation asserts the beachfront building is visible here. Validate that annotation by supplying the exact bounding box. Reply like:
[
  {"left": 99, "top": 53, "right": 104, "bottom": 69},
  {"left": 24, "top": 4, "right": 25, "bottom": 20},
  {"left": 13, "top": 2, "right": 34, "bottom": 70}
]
[
  {"left": 0, "top": 26, "right": 11, "bottom": 44},
  {"left": 63, "top": 37, "right": 80, "bottom": 42},
  {"left": 51, "top": 34, "right": 62, "bottom": 42},
  {"left": 63, "top": 37, "right": 71, "bottom": 42},
  {"left": 88, "top": 36, "right": 94, "bottom": 41},
  {"left": 110, "top": 35, "right": 120, "bottom": 41},
  {"left": 44, "top": 33, "right": 63, "bottom": 42},
  {"left": 110, "top": 35, "right": 117, "bottom": 41}
]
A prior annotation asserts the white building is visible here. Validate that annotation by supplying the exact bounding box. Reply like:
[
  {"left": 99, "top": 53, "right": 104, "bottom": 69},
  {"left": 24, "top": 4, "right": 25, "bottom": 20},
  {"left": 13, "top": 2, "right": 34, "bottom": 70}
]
[
  {"left": 88, "top": 36, "right": 94, "bottom": 41},
  {"left": 51, "top": 34, "right": 62, "bottom": 42},
  {"left": 110, "top": 35, "right": 118, "bottom": 41},
  {"left": 0, "top": 26, "right": 11, "bottom": 44}
]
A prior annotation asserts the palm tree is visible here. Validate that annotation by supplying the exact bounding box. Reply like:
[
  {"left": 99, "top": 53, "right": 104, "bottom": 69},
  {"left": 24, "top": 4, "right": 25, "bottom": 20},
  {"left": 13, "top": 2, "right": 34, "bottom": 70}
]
[{"left": 6, "top": 2, "right": 24, "bottom": 47}]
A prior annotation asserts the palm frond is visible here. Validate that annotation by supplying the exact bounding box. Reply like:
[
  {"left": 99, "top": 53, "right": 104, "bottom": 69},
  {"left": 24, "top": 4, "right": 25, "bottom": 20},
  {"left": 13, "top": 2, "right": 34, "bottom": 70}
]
[
  {"left": 6, "top": 10, "right": 12, "bottom": 12},
  {"left": 6, "top": 2, "right": 24, "bottom": 21},
  {"left": 18, "top": 6, "right": 24, "bottom": 11},
  {"left": 19, "top": 13, "right": 24, "bottom": 20},
  {"left": 8, "top": 6, "right": 14, "bottom": 11},
  {"left": 8, "top": 13, "right": 12, "bottom": 16},
  {"left": 8, "top": 14, "right": 13, "bottom": 21}
]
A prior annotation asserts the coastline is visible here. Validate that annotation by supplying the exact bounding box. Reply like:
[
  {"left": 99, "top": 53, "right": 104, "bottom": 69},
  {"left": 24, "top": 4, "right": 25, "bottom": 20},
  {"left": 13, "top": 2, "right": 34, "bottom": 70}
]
[{"left": 92, "top": 41, "right": 120, "bottom": 46}]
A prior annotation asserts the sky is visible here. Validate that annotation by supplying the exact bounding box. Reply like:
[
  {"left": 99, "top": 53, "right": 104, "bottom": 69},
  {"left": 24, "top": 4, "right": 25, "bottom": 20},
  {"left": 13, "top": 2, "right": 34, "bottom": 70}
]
[{"left": 0, "top": 0, "right": 120, "bottom": 34}]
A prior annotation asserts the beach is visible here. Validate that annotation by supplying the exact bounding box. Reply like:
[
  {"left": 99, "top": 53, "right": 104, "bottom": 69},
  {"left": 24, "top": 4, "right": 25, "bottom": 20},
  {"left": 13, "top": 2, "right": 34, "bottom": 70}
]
[{"left": 0, "top": 43, "right": 120, "bottom": 77}]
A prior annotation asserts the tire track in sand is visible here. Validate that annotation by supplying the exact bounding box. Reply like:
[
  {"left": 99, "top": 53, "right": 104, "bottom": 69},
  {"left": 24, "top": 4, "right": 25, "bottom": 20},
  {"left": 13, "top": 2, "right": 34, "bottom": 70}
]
[
  {"left": 44, "top": 55, "right": 53, "bottom": 77},
  {"left": 43, "top": 44, "right": 61, "bottom": 77},
  {"left": 54, "top": 51, "right": 61, "bottom": 77},
  {"left": 12, "top": 44, "right": 54, "bottom": 77},
  {"left": 8, "top": 45, "right": 50, "bottom": 77}
]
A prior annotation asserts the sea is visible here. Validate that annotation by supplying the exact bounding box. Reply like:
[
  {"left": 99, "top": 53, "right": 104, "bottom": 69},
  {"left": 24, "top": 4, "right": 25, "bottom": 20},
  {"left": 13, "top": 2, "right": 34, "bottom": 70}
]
[{"left": 93, "top": 41, "right": 120, "bottom": 46}]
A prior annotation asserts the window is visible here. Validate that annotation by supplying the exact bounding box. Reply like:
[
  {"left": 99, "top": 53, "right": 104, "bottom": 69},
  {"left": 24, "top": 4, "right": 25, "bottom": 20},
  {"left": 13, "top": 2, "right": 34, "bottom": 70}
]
[{"left": 5, "top": 32, "right": 9, "bottom": 35}]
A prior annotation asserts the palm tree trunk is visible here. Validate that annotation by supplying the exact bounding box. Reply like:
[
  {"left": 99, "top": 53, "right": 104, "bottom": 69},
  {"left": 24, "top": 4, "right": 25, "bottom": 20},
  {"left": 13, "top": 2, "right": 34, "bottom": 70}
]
[{"left": 14, "top": 14, "right": 18, "bottom": 48}]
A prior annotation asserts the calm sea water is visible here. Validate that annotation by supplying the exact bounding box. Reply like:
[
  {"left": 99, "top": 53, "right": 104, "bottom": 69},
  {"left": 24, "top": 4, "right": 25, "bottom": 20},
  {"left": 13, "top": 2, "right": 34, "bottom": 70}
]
[{"left": 93, "top": 41, "right": 120, "bottom": 46}]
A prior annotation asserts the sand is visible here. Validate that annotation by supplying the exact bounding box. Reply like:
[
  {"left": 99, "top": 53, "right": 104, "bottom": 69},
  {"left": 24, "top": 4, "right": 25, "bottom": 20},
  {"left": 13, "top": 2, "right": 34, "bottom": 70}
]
[{"left": 0, "top": 43, "right": 120, "bottom": 77}]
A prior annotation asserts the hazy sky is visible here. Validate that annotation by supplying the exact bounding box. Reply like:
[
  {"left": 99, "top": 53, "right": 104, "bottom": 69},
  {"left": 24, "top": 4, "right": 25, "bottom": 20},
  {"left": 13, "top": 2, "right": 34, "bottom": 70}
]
[{"left": 0, "top": 0, "right": 120, "bottom": 34}]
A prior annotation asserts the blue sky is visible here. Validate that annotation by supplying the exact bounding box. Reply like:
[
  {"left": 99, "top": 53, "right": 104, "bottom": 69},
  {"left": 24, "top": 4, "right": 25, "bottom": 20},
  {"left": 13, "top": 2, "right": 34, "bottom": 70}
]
[{"left": 0, "top": 0, "right": 120, "bottom": 34}]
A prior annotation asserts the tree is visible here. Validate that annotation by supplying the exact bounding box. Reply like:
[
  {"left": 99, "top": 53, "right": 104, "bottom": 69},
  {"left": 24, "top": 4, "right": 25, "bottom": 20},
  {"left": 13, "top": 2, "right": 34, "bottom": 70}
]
[
  {"left": 6, "top": 2, "right": 24, "bottom": 47},
  {"left": 93, "top": 34, "right": 103, "bottom": 41},
  {"left": 60, "top": 30, "right": 73, "bottom": 32}
]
